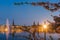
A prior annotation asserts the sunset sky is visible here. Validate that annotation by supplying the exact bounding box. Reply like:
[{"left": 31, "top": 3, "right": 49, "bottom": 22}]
[{"left": 0, "top": 0, "right": 60, "bottom": 25}]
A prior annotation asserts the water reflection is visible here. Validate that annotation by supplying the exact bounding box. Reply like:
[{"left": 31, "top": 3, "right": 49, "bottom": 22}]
[
  {"left": 0, "top": 33, "right": 28, "bottom": 40},
  {"left": 0, "top": 33, "right": 60, "bottom": 40}
]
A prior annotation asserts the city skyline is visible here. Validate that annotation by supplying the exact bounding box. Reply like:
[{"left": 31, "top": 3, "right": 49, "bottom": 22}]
[{"left": 0, "top": 0, "right": 60, "bottom": 25}]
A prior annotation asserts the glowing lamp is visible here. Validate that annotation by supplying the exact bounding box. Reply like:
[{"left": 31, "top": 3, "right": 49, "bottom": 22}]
[
  {"left": 5, "top": 28, "right": 8, "bottom": 32},
  {"left": 43, "top": 24, "right": 47, "bottom": 29}
]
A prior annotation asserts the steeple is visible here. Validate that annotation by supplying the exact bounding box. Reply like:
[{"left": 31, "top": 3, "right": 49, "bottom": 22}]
[
  {"left": 44, "top": 21, "right": 46, "bottom": 24},
  {"left": 12, "top": 19, "right": 15, "bottom": 26},
  {"left": 37, "top": 22, "right": 39, "bottom": 26},
  {"left": 32, "top": 21, "right": 36, "bottom": 26}
]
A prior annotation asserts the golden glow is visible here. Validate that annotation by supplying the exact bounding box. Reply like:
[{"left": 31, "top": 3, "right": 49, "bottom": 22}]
[
  {"left": 38, "top": 26, "right": 43, "bottom": 32},
  {"left": 43, "top": 24, "right": 47, "bottom": 29},
  {"left": 42, "top": 22, "right": 48, "bottom": 32},
  {"left": 5, "top": 28, "right": 8, "bottom": 32},
  {"left": 16, "top": 29, "right": 22, "bottom": 33}
]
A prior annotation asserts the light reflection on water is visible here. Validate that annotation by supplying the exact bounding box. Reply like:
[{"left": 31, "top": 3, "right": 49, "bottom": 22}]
[
  {"left": 0, "top": 33, "right": 28, "bottom": 40},
  {"left": 0, "top": 33, "right": 60, "bottom": 40}
]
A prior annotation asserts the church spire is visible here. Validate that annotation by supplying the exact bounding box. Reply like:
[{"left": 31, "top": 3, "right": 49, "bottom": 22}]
[
  {"left": 12, "top": 19, "right": 15, "bottom": 26},
  {"left": 37, "top": 22, "right": 39, "bottom": 26},
  {"left": 32, "top": 21, "right": 36, "bottom": 26}
]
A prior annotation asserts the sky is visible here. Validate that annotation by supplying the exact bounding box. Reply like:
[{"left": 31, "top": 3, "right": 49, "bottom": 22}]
[{"left": 0, "top": 0, "right": 60, "bottom": 25}]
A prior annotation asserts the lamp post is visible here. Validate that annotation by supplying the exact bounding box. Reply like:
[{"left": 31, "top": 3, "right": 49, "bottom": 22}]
[{"left": 43, "top": 22, "right": 47, "bottom": 40}]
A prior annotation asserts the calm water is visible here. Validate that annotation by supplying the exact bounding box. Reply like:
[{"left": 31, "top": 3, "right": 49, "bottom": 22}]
[
  {"left": 0, "top": 33, "right": 60, "bottom": 40},
  {"left": 0, "top": 33, "right": 28, "bottom": 40}
]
